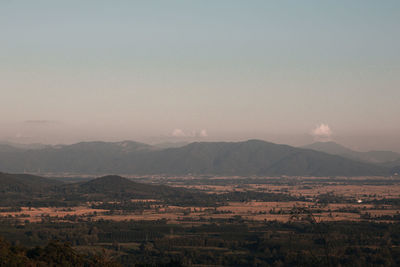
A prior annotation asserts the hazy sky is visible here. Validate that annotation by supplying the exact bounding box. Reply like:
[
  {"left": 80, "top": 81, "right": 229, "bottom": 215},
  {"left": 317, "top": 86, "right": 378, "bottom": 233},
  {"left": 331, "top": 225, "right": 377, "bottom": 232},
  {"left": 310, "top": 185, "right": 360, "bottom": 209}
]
[{"left": 1, "top": 1, "right": 399, "bottom": 151}]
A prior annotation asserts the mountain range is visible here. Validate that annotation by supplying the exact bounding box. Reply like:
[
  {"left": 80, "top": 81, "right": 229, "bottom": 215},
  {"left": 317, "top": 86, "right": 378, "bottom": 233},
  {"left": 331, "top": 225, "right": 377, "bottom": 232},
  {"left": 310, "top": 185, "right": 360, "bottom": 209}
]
[
  {"left": 0, "top": 139, "right": 396, "bottom": 176},
  {"left": 303, "top": 141, "right": 400, "bottom": 166}
]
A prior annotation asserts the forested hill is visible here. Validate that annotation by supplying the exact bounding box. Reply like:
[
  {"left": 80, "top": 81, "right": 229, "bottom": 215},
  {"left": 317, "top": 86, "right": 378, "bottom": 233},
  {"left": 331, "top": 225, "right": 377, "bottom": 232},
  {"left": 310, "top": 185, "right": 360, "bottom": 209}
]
[
  {"left": 0, "top": 172, "right": 62, "bottom": 193},
  {"left": 0, "top": 140, "right": 391, "bottom": 176},
  {"left": 60, "top": 175, "right": 193, "bottom": 199},
  {"left": 0, "top": 173, "right": 207, "bottom": 206}
]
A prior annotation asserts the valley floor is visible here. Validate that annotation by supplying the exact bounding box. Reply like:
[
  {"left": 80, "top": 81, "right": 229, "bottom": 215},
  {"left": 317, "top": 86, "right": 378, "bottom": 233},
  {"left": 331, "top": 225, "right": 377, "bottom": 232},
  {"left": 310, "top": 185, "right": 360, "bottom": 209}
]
[{"left": 1, "top": 176, "right": 399, "bottom": 266}]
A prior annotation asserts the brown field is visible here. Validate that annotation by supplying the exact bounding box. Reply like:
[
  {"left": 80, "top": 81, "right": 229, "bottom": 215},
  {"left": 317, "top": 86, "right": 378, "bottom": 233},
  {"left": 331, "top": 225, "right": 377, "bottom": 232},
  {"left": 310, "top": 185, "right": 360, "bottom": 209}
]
[
  {"left": 1, "top": 176, "right": 399, "bottom": 224},
  {"left": 177, "top": 182, "right": 400, "bottom": 200},
  {"left": 0, "top": 206, "right": 108, "bottom": 222}
]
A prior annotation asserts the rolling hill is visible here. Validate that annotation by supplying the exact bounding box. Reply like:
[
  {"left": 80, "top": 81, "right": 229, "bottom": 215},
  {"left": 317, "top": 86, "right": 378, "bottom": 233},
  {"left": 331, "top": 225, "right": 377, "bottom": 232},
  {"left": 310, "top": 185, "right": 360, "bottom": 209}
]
[
  {"left": 0, "top": 172, "right": 62, "bottom": 193},
  {"left": 0, "top": 173, "right": 206, "bottom": 206},
  {"left": 63, "top": 175, "right": 188, "bottom": 199}
]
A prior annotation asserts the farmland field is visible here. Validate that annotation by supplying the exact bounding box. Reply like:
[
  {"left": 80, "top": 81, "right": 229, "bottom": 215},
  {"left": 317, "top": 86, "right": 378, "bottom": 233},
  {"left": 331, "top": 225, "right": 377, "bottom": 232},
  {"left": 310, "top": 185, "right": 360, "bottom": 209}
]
[{"left": 1, "top": 176, "right": 399, "bottom": 224}]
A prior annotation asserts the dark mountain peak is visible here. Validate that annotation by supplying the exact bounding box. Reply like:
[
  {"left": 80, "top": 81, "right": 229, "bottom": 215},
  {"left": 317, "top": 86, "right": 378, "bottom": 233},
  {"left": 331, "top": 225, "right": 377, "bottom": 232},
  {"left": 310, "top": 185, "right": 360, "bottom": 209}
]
[
  {"left": 48, "top": 140, "right": 152, "bottom": 154},
  {"left": 86, "top": 175, "right": 132, "bottom": 185},
  {"left": 83, "top": 175, "right": 136, "bottom": 188},
  {"left": 63, "top": 140, "right": 149, "bottom": 148},
  {"left": 182, "top": 139, "right": 277, "bottom": 150},
  {"left": 244, "top": 139, "right": 270, "bottom": 144},
  {"left": 75, "top": 175, "right": 183, "bottom": 198},
  {"left": 188, "top": 139, "right": 271, "bottom": 145},
  {"left": 242, "top": 139, "right": 292, "bottom": 148},
  {"left": 78, "top": 175, "right": 137, "bottom": 193},
  {"left": 116, "top": 140, "right": 151, "bottom": 147},
  {"left": 303, "top": 141, "right": 355, "bottom": 155},
  {"left": 153, "top": 141, "right": 189, "bottom": 149}
]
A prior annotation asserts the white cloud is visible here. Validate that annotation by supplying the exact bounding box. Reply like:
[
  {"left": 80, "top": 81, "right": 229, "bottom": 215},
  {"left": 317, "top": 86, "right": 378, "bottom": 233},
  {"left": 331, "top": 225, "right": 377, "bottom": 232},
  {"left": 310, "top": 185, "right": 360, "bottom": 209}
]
[
  {"left": 199, "top": 129, "right": 208, "bottom": 137},
  {"left": 172, "top": 128, "right": 186, "bottom": 137},
  {"left": 311, "top": 123, "right": 332, "bottom": 141},
  {"left": 171, "top": 128, "right": 208, "bottom": 138}
]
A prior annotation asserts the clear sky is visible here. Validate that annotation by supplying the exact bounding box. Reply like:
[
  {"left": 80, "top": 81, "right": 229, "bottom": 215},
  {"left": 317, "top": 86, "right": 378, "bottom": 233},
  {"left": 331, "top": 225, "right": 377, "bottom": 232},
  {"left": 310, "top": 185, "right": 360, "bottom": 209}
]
[{"left": 1, "top": 1, "right": 399, "bottom": 151}]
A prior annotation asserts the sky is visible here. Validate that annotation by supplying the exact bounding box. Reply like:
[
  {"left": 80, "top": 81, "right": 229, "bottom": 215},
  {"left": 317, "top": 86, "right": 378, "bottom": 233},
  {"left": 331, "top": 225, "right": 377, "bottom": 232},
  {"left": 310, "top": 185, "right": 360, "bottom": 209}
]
[{"left": 1, "top": 1, "right": 399, "bottom": 151}]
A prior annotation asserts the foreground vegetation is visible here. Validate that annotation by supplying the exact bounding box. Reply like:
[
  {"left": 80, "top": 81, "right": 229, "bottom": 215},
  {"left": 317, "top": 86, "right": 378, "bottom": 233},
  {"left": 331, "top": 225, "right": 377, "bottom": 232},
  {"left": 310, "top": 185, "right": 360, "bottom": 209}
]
[
  {"left": 1, "top": 219, "right": 399, "bottom": 266},
  {"left": 1, "top": 173, "right": 400, "bottom": 266},
  {"left": 0, "top": 236, "right": 120, "bottom": 266}
]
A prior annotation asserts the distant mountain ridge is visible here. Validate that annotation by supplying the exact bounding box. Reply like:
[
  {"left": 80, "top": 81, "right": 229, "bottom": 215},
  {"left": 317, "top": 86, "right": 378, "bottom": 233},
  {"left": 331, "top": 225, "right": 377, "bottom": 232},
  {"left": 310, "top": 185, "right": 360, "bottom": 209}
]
[
  {"left": 0, "top": 140, "right": 393, "bottom": 176},
  {"left": 0, "top": 142, "right": 51, "bottom": 150},
  {"left": 303, "top": 141, "right": 400, "bottom": 164}
]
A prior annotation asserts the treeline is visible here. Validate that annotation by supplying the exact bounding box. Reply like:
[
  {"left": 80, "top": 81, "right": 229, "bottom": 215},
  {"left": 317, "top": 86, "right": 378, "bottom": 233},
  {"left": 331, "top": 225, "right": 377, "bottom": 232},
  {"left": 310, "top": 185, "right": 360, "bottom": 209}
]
[
  {"left": 0, "top": 188, "right": 308, "bottom": 209},
  {"left": 0, "top": 237, "right": 120, "bottom": 266},
  {"left": 1, "top": 219, "right": 399, "bottom": 266}
]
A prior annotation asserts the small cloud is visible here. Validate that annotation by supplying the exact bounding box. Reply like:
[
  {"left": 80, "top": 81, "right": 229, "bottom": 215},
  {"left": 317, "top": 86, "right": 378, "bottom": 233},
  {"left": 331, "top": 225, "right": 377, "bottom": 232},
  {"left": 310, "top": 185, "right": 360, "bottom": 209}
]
[
  {"left": 199, "top": 129, "right": 208, "bottom": 137},
  {"left": 172, "top": 128, "right": 186, "bottom": 137},
  {"left": 311, "top": 123, "right": 332, "bottom": 141},
  {"left": 171, "top": 128, "right": 209, "bottom": 138},
  {"left": 14, "top": 132, "right": 31, "bottom": 140}
]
